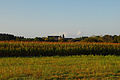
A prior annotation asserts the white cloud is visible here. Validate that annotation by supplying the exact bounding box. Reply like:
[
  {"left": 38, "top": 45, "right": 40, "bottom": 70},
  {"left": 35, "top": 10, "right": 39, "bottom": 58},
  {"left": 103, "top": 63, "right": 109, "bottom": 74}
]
[{"left": 77, "top": 31, "right": 81, "bottom": 36}]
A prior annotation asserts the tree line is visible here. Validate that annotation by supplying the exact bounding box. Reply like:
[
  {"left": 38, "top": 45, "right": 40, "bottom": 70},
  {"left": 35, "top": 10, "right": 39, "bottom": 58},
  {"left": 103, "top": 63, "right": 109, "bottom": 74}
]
[{"left": 0, "top": 33, "right": 120, "bottom": 43}]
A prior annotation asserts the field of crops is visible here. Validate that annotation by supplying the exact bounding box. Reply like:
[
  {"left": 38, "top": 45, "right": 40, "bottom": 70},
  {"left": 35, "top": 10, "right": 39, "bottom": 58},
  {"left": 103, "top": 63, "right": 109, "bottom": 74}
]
[
  {"left": 0, "top": 41, "right": 120, "bottom": 57},
  {"left": 0, "top": 42, "right": 120, "bottom": 80},
  {"left": 0, "top": 55, "right": 120, "bottom": 80}
]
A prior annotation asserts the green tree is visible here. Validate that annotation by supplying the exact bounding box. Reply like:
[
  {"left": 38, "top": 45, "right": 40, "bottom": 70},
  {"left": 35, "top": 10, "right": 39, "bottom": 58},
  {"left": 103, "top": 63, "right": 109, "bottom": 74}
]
[{"left": 103, "top": 35, "right": 113, "bottom": 42}]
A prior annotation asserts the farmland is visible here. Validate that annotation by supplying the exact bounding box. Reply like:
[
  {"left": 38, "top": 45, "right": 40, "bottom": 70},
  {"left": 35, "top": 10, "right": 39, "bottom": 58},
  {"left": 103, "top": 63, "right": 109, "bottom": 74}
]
[
  {"left": 0, "top": 56, "right": 120, "bottom": 80},
  {"left": 0, "top": 41, "right": 120, "bottom": 80},
  {"left": 0, "top": 41, "right": 120, "bottom": 57}
]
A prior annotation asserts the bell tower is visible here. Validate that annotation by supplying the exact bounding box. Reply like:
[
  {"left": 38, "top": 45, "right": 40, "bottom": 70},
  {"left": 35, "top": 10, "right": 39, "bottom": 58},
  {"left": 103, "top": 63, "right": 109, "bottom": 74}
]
[{"left": 62, "top": 34, "right": 65, "bottom": 38}]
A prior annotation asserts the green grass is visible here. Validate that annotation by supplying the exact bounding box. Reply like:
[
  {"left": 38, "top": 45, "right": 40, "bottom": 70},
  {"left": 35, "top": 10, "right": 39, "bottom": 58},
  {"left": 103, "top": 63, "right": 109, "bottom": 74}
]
[{"left": 0, "top": 55, "right": 120, "bottom": 80}]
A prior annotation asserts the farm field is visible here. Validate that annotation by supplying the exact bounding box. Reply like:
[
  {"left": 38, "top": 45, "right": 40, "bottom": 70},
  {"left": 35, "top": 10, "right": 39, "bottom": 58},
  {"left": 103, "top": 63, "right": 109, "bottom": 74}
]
[
  {"left": 0, "top": 41, "right": 120, "bottom": 57},
  {"left": 1, "top": 0, "right": 120, "bottom": 80},
  {"left": 0, "top": 56, "right": 120, "bottom": 80}
]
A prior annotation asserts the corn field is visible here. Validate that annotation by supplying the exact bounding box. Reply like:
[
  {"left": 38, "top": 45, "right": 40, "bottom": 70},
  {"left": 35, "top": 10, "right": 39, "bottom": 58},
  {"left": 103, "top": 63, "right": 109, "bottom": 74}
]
[{"left": 0, "top": 41, "right": 120, "bottom": 57}]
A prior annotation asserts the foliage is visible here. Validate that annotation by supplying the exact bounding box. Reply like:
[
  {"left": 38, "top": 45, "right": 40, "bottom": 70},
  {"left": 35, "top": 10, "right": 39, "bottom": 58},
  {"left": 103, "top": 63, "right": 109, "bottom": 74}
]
[
  {"left": 82, "top": 37, "right": 103, "bottom": 42},
  {"left": 1, "top": 33, "right": 120, "bottom": 43}
]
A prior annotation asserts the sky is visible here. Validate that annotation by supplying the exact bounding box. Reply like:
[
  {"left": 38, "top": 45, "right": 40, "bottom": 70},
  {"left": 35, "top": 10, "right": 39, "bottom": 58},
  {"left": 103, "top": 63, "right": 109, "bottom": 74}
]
[{"left": 0, "top": 0, "right": 120, "bottom": 38}]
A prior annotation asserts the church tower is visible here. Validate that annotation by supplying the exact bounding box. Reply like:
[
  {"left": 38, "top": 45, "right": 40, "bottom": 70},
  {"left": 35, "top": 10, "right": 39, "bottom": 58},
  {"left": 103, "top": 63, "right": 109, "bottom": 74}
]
[{"left": 62, "top": 34, "right": 65, "bottom": 38}]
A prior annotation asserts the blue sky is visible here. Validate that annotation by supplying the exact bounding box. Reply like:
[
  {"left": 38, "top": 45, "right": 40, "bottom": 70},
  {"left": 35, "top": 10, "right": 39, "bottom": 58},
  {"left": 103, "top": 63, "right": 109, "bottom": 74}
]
[{"left": 0, "top": 0, "right": 120, "bottom": 38}]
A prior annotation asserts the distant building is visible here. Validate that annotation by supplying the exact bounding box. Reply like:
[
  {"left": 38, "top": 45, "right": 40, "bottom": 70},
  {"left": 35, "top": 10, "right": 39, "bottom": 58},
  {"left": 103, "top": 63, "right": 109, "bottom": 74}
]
[
  {"left": 48, "top": 34, "right": 65, "bottom": 41},
  {"left": 62, "top": 34, "right": 65, "bottom": 38},
  {"left": 47, "top": 34, "right": 74, "bottom": 41},
  {"left": 48, "top": 36, "right": 61, "bottom": 41}
]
